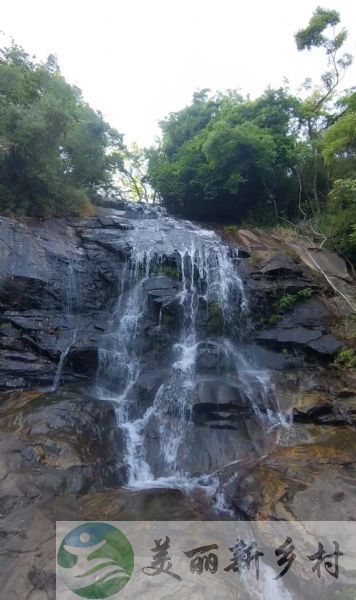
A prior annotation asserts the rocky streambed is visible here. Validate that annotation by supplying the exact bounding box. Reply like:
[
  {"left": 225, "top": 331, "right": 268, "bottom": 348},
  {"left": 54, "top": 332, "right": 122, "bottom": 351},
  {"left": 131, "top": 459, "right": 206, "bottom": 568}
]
[{"left": 0, "top": 202, "right": 355, "bottom": 599}]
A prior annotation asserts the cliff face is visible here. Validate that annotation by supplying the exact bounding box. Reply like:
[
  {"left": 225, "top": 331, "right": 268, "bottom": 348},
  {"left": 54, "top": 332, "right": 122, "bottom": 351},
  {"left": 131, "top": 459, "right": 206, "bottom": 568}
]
[
  {"left": 0, "top": 206, "right": 354, "bottom": 390},
  {"left": 0, "top": 205, "right": 147, "bottom": 389},
  {"left": 216, "top": 225, "right": 356, "bottom": 521},
  {"left": 0, "top": 204, "right": 356, "bottom": 599}
]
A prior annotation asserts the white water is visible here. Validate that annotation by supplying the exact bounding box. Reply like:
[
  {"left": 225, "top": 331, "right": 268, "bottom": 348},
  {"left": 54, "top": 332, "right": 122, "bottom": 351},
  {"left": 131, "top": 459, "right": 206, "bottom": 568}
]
[
  {"left": 52, "top": 259, "right": 79, "bottom": 391},
  {"left": 95, "top": 214, "right": 283, "bottom": 508},
  {"left": 52, "top": 325, "right": 78, "bottom": 392}
]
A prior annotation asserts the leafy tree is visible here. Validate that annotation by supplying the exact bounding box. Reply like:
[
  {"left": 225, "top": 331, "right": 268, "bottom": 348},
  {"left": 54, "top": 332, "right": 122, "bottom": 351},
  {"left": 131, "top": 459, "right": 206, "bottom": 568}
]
[
  {"left": 322, "top": 92, "right": 356, "bottom": 178},
  {"left": 146, "top": 6, "right": 356, "bottom": 265},
  {"left": 318, "top": 178, "right": 356, "bottom": 261},
  {"left": 0, "top": 42, "right": 127, "bottom": 217},
  {"left": 115, "top": 143, "right": 151, "bottom": 202},
  {"left": 294, "top": 6, "right": 352, "bottom": 213},
  {"left": 147, "top": 88, "right": 300, "bottom": 221}
]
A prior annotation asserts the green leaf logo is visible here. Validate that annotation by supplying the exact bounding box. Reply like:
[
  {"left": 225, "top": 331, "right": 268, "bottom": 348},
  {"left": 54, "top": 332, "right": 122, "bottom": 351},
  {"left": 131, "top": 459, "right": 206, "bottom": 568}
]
[{"left": 57, "top": 523, "right": 134, "bottom": 598}]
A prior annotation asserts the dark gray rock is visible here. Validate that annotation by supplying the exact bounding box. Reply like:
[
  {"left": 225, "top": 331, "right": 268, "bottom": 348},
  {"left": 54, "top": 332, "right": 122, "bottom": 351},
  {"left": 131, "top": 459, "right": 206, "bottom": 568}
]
[
  {"left": 68, "top": 345, "right": 99, "bottom": 376},
  {"left": 0, "top": 213, "right": 129, "bottom": 389},
  {"left": 307, "top": 334, "right": 343, "bottom": 356},
  {"left": 98, "top": 216, "right": 134, "bottom": 229},
  {"left": 257, "top": 327, "right": 322, "bottom": 345},
  {"left": 143, "top": 276, "right": 181, "bottom": 308},
  {"left": 239, "top": 344, "right": 304, "bottom": 370},
  {"left": 256, "top": 297, "right": 343, "bottom": 357},
  {"left": 258, "top": 255, "right": 302, "bottom": 279},
  {"left": 193, "top": 378, "right": 252, "bottom": 426},
  {"left": 196, "top": 342, "right": 232, "bottom": 372},
  {"left": 0, "top": 383, "right": 128, "bottom": 600},
  {"left": 277, "top": 297, "right": 333, "bottom": 329},
  {"left": 256, "top": 327, "right": 342, "bottom": 357},
  {"left": 0, "top": 353, "right": 57, "bottom": 389}
]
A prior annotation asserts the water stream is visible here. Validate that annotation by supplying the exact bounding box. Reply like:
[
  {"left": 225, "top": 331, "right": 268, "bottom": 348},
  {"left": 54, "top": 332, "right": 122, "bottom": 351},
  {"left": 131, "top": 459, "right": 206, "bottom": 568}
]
[
  {"left": 95, "top": 212, "right": 285, "bottom": 510},
  {"left": 51, "top": 258, "right": 78, "bottom": 391}
]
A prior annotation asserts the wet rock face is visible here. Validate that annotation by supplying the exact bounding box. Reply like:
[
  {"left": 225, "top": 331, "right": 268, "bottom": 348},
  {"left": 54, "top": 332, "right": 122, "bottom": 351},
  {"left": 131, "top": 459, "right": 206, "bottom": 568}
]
[
  {"left": 0, "top": 386, "right": 126, "bottom": 491},
  {"left": 256, "top": 297, "right": 343, "bottom": 357},
  {"left": 214, "top": 226, "right": 356, "bottom": 524},
  {"left": 0, "top": 385, "right": 126, "bottom": 600},
  {"left": 223, "top": 227, "right": 350, "bottom": 363},
  {"left": 1, "top": 207, "right": 350, "bottom": 390},
  {"left": 0, "top": 204, "right": 165, "bottom": 389},
  {"left": 1, "top": 210, "right": 355, "bottom": 599}
]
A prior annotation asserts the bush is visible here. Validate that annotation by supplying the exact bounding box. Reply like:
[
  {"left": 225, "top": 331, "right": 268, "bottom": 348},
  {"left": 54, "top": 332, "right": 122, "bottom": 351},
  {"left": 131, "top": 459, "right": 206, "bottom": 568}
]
[
  {"left": 319, "top": 179, "right": 356, "bottom": 263},
  {"left": 224, "top": 225, "right": 239, "bottom": 234},
  {"left": 332, "top": 348, "right": 356, "bottom": 370},
  {"left": 152, "top": 265, "right": 180, "bottom": 280},
  {"left": 276, "top": 288, "right": 313, "bottom": 311}
]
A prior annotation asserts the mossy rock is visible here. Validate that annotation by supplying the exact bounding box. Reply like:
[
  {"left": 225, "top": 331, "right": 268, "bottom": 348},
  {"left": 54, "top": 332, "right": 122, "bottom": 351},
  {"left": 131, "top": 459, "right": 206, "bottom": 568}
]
[{"left": 206, "top": 303, "right": 224, "bottom": 334}]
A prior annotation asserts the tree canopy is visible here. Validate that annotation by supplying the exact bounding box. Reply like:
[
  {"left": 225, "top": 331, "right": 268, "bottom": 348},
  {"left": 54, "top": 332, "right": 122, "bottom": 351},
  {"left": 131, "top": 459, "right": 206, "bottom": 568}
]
[
  {"left": 0, "top": 43, "right": 127, "bottom": 217},
  {"left": 147, "top": 88, "right": 300, "bottom": 221},
  {"left": 0, "top": 8, "right": 355, "bottom": 263},
  {"left": 146, "top": 6, "right": 356, "bottom": 262}
]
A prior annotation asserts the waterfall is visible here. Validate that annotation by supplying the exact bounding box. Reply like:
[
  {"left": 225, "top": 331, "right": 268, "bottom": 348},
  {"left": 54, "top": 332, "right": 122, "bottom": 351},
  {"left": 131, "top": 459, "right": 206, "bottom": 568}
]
[
  {"left": 51, "top": 258, "right": 78, "bottom": 391},
  {"left": 65, "top": 260, "right": 78, "bottom": 315},
  {"left": 51, "top": 333, "right": 76, "bottom": 392},
  {"left": 96, "top": 213, "right": 283, "bottom": 504}
]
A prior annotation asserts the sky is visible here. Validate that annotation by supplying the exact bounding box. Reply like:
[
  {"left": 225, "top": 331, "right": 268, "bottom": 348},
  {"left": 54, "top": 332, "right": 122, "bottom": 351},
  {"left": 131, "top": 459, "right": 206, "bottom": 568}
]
[{"left": 2, "top": 0, "right": 356, "bottom": 146}]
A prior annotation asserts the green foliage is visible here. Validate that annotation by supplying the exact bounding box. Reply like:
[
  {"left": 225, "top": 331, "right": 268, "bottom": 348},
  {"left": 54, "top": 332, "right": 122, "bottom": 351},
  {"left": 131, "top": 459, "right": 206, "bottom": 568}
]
[
  {"left": 206, "top": 303, "right": 224, "bottom": 335},
  {"left": 268, "top": 314, "right": 281, "bottom": 326},
  {"left": 0, "top": 42, "right": 127, "bottom": 217},
  {"left": 153, "top": 264, "right": 180, "bottom": 280},
  {"left": 277, "top": 294, "right": 299, "bottom": 312},
  {"left": 295, "top": 6, "right": 351, "bottom": 94},
  {"left": 317, "top": 178, "right": 356, "bottom": 261},
  {"left": 350, "top": 225, "right": 356, "bottom": 246},
  {"left": 297, "top": 287, "right": 314, "bottom": 299},
  {"left": 332, "top": 348, "right": 356, "bottom": 370},
  {"left": 295, "top": 7, "right": 341, "bottom": 51},
  {"left": 319, "top": 211, "right": 356, "bottom": 262},
  {"left": 224, "top": 224, "right": 239, "bottom": 234},
  {"left": 276, "top": 288, "right": 313, "bottom": 312},
  {"left": 147, "top": 88, "right": 301, "bottom": 221},
  {"left": 328, "top": 178, "right": 356, "bottom": 211},
  {"left": 145, "top": 6, "right": 356, "bottom": 266},
  {"left": 1, "top": 8, "right": 355, "bottom": 268},
  {"left": 322, "top": 98, "right": 356, "bottom": 177},
  {"left": 292, "top": 6, "right": 352, "bottom": 217}
]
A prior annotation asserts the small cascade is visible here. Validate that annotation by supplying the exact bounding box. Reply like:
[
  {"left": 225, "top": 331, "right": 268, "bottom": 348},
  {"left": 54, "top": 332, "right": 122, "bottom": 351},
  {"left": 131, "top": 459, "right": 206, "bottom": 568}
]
[
  {"left": 51, "top": 333, "right": 76, "bottom": 392},
  {"left": 52, "top": 258, "right": 78, "bottom": 391},
  {"left": 97, "top": 249, "right": 155, "bottom": 403},
  {"left": 65, "top": 261, "right": 78, "bottom": 315},
  {"left": 96, "top": 212, "right": 283, "bottom": 507}
]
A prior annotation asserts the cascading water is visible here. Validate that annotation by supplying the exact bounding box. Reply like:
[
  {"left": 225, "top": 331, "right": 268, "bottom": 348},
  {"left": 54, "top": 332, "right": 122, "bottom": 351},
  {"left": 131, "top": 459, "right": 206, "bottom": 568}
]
[
  {"left": 51, "top": 258, "right": 79, "bottom": 391},
  {"left": 96, "top": 210, "right": 284, "bottom": 508}
]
